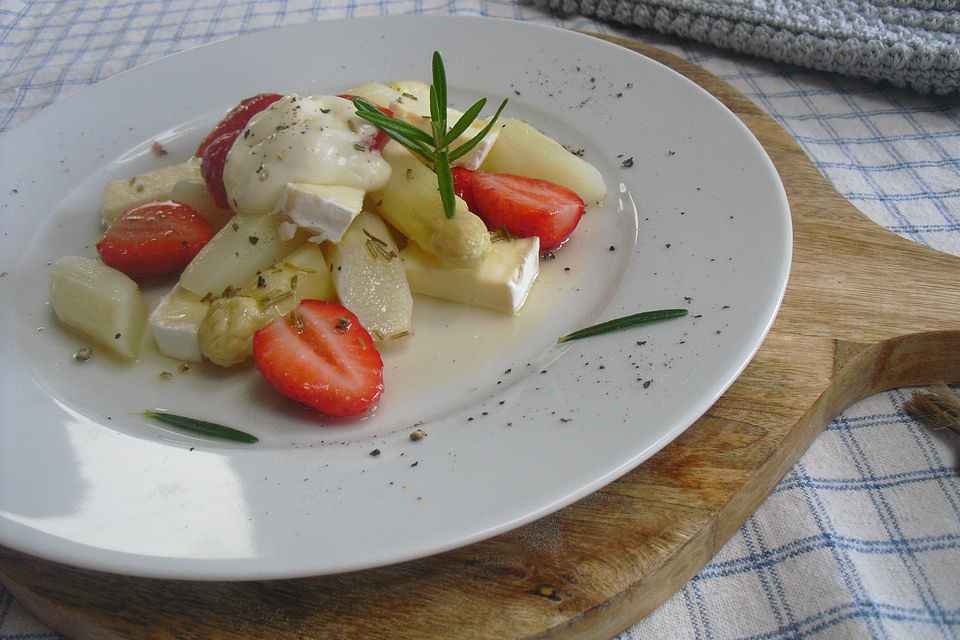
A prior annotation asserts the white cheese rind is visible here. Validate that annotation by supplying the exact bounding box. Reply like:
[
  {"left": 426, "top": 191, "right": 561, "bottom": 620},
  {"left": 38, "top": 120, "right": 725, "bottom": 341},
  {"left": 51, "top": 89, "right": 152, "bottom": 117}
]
[
  {"left": 401, "top": 235, "right": 540, "bottom": 315},
  {"left": 148, "top": 285, "right": 209, "bottom": 362},
  {"left": 273, "top": 183, "right": 365, "bottom": 244}
]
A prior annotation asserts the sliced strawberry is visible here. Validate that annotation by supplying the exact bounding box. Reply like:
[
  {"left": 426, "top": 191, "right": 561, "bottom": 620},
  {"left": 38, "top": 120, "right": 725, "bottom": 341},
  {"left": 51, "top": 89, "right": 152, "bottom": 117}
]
[
  {"left": 200, "top": 131, "right": 237, "bottom": 209},
  {"left": 452, "top": 168, "right": 585, "bottom": 252},
  {"left": 338, "top": 94, "right": 393, "bottom": 152},
  {"left": 195, "top": 93, "right": 283, "bottom": 158},
  {"left": 96, "top": 201, "right": 215, "bottom": 281},
  {"left": 451, "top": 165, "right": 476, "bottom": 203},
  {"left": 253, "top": 300, "right": 384, "bottom": 417}
]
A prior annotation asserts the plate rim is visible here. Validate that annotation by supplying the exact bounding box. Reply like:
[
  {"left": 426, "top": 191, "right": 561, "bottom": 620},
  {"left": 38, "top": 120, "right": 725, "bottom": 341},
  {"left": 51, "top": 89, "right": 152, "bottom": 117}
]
[{"left": 0, "top": 14, "right": 792, "bottom": 579}]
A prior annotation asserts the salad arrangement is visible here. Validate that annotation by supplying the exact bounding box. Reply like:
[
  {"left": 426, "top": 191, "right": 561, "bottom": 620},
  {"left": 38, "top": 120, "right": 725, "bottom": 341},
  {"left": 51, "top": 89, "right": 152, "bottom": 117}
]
[{"left": 47, "top": 52, "right": 613, "bottom": 423}]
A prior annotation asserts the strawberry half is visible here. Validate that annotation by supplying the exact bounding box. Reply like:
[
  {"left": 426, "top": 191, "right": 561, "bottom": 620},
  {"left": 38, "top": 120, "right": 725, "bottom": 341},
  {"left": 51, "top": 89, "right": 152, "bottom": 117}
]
[
  {"left": 197, "top": 93, "right": 283, "bottom": 208},
  {"left": 253, "top": 300, "right": 384, "bottom": 417},
  {"left": 451, "top": 168, "right": 584, "bottom": 252},
  {"left": 96, "top": 201, "right": 215, "bottom": 281},
  {"left": 338, "top": 94, "right": 393, "bottom": 152},
  {"left": 195, "top": 93, "right": 283, "bottom": 158},
  {"left": 200, "top": 131, "right": 237, "bottom": 209}
]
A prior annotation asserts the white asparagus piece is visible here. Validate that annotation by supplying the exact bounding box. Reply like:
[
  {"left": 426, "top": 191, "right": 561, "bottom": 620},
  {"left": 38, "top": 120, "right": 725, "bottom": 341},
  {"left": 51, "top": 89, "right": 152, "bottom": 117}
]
[{"left": 49, "top": 256, "right": 147, "bottom": 359}]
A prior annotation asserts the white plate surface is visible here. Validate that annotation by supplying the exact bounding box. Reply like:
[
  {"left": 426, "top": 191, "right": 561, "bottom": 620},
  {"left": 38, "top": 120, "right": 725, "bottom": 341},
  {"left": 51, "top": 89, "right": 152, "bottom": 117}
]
[{"left": 0, "top": 16, "right": 791, "bottom": 579}]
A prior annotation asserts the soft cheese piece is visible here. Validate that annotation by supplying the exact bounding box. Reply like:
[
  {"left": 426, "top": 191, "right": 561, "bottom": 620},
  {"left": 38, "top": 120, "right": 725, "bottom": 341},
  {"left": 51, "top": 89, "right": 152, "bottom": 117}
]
[
  {"left": 101, "top": 157, "right": 202, "bottom": 224},
  {"left": 273, "top": 183, "right": 365, "bottom": 243},
  {"left": 223, "top": 95, "right": 392, "bottom": 216},
  {"left": 388, "top": 80, "right": 502, "bottom": 171},
  {"left": 401, "top": 234, "right": 540, "bottom": 315},
  {"left": 148, "top": 285, "right": 209, "bottom": 362}
]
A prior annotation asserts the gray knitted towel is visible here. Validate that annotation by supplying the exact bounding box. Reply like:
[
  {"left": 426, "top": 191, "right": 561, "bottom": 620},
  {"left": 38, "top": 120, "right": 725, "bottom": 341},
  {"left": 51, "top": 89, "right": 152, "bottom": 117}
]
[{"left": 531, "top": 0, "right": 960, "bottom": 94}]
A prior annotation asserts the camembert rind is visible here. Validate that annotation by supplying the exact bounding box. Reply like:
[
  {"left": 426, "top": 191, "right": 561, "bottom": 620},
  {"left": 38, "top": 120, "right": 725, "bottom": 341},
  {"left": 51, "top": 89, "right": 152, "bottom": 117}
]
[
  {"left": 148, "top": 285, "right": 209, "bottom": 362},
  {"left": 273, "top": 183, "right": 365, "bottom": 244}
]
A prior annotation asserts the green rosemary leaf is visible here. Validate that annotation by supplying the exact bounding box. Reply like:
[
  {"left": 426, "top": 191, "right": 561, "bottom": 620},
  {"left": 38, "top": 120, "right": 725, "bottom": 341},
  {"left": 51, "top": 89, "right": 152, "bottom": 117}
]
[
  {"left": 353, "top": 96, "right": 382, "bottom": 114},
  {"left": 429, "top": 85, "right": 445, "bottom": 143},
  {"left": 434, "top": 150, "right": 456, "bottom": 218},
  {"left": 355, "top": 114, "right": 433, "bottom": 160},
  {"left": 432, "top": 50, "right": 447, "bottom": 129},
  {"left": 448, "top": 98, "right": 508, "bottom": 162},
  {"left": 144, "top": 410, "right": 259, "bottom": 444},
  {"left": 377, "top": 127, "right": 436, "bottom": 162},
  {"left": 352, "top": 100, "right": 435, "bottom": 147},
  {"left": 443, "top": 97, "right": 487, "bottom": 147},
  {"left": 557, "top": 308, "right": 689, "bottom": 343}
]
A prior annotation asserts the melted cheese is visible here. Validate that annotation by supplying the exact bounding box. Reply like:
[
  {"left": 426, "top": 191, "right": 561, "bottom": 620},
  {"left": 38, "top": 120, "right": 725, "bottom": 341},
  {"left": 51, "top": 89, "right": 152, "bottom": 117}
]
[{"left": 223, "top": 95, "right": 391, "bottom": 215}]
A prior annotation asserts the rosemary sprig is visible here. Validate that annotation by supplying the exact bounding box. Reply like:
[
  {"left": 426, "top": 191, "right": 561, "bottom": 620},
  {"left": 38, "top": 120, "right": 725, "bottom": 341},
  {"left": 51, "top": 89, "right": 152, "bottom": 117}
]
[
  {"left": 557, "top": 308, "right": 689, "bottom": 343},
  {"left": 353, "top": 51, "right": 507, "bottom": 219},
  {"left": 144, "top": 409, "right": 259, "bottom": 444}
]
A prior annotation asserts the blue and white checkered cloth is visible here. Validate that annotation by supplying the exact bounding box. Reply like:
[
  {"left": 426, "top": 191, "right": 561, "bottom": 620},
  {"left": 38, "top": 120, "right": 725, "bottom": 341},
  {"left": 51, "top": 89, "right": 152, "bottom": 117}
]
[{"left": 2, "top": 2, "right": 959, "bottom": 639}]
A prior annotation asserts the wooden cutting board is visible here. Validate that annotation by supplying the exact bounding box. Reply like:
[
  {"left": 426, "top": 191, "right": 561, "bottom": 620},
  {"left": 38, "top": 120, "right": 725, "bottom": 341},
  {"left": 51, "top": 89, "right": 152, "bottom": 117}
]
[{"left": 2, "top": 34, "right": 959, "bottom": 640}]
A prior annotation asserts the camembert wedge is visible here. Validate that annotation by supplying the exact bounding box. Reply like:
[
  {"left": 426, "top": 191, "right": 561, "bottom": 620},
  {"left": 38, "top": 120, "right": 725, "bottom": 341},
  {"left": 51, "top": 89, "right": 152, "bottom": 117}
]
[{"left": 401, "top": 234, "right": 540, "bottom": 315}]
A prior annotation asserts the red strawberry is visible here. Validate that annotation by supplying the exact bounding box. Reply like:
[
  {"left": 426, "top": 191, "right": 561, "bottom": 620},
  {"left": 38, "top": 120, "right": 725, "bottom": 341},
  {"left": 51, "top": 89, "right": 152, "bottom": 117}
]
[
  {"left": 96, "top": 201, "right": 215, "bottom": 281},
  {"left": 253, "top": 300, "right": 384, "bottom": 417},
  {"left": 200, "top": 131, "right": 236, "bottom": 209},
  {"left": 451, "top": 165, "right": 476, "bottom": 202},
  {"left": 338, "top": 94, "right": 393, "bottom": 151},
  {"left": 451, "top": 168, "right": 584, "bottom": 252},
  {"left": 195, "top": 93, "right": 283, "bottom": 158},
  {"left": 197, "top": 94, "right": 283, "bottom": 208}
]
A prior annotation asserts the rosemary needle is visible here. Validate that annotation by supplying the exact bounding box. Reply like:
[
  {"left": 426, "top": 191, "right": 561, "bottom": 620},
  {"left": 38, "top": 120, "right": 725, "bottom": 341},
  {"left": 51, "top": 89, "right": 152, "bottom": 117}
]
[
  {"left": 557, "top": 308, "right": 689, "bottom": 343},
  {"left": 144, "top": 410, "right": 259, "bottom": 444}
]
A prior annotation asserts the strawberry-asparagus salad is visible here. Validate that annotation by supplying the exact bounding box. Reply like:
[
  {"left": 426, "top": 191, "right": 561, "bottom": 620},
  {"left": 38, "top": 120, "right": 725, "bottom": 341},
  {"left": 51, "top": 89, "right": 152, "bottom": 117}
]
[{"left": 48, "top": 52, "right": 613, "bottom": 424}]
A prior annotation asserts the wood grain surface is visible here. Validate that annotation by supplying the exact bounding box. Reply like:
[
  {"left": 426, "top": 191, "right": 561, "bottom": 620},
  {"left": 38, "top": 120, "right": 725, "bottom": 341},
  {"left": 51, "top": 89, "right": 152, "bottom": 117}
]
[{"left": 2, "top": 34, "right": 959, "bottom": 640}]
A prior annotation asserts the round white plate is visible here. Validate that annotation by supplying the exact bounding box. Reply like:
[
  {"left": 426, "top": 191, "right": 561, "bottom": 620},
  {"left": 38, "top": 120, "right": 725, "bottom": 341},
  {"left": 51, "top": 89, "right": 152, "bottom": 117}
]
[{"left": 0, "top": 16, "right": 791, "bottom": 580}]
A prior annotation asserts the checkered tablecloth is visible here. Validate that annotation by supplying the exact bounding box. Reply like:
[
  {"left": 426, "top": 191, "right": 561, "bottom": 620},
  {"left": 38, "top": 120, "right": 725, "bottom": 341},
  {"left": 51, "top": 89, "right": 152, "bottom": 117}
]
[{"left": 2, "top": 2, "right": 959, "bottom": 639}]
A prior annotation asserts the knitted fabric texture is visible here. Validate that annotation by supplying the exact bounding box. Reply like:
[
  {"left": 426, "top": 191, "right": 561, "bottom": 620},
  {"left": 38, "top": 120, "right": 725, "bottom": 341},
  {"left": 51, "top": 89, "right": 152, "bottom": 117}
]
[{"left": 529, "top": 0, "right": 960, "bottom": 93}]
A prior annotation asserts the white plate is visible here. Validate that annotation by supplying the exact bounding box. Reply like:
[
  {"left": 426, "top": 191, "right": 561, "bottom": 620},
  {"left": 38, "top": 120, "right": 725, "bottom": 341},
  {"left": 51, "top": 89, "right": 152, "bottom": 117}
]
[{"left": 0, "top": 16, "right": 791, "bottom": 580}]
